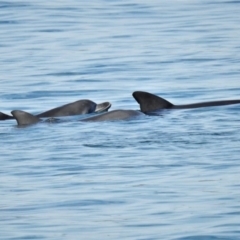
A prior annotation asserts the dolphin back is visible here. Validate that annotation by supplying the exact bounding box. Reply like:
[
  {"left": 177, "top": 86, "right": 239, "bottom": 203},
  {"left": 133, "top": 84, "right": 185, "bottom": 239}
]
[
  {"left": 95, "top": 102, "right": 112, "bottom": 113},
  {"left": 132, "top": 91, "right": 173, "bottom": 112},
  {"left": 11, "top": 110, "right": 41, "bottom": 126},
  {"left": 81, "top": 110, "right": 143, "bottom": 122},
  {"left": 37, "top": 99, "right": 97, "bottom": 118}
]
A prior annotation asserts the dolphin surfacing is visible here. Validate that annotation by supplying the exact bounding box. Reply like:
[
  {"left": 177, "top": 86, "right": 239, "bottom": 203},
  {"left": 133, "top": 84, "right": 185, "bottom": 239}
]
[
  {"left": 36, "top": 100, "right": 111, "bottom": 118},
  {"left": 133, "top": 91, "right": 240, "bottom": 113},
  {"left": 11, "top": 109, "right": 144, "bottom": 126},
  {"left": 1, "top": 99, "right": 111, "bottom": 121},
  {"left": 82, "top": 110, "right": 143, "bottom": 122}
]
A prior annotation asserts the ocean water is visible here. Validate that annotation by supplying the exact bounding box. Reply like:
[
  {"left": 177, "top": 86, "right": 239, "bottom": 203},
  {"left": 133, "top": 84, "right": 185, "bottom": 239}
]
[{"left": 1, "top": 0, "right": 240, "bottom": 239}]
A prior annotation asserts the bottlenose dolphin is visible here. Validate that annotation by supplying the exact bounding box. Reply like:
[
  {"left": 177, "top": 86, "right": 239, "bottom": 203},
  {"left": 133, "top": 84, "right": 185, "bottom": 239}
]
[
  {"left": 81, "top": 110, "right": 144, "bottom": 122},
  {"left": 133, "top": 91, "right": 240, "bottom": 113},
  {"left": 36, "top": 100, "right": 111, "bottom": 117},
  {"left": 0, "top": 99, "right": 111, "bottom": 120},
  {"left": 11, "top": 109, "right": 144, "bottom": 126}
]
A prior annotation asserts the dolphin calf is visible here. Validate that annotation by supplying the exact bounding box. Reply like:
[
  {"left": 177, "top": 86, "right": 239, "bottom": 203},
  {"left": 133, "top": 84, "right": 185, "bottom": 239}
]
[
  {"left": 36, "top": 100, "right": 111, "bottom": 117},
  {"left": 0, "top": 99, "right": 111, "bottom": 120},
  {"left": 11, "top": 109, "right": 144, "bottom": 126},
  {"left": 133, "top": 91, "right": 240, "bottom": 113}
]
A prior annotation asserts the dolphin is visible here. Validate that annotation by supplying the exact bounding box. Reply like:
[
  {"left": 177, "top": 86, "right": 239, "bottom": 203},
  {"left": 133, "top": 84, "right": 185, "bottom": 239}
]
[
  {"left": 11, "top": 109, "right": 144, "bottom": 126},
  {"left": 36, "top": 100, "right": 111, "bottom": 117},
  {"left": 133, "top": 91, "right": 240, "bottom": 113},
  {"left": 81, "top": 110, "right": 144, "bottom": 122},
  {"left": 0, "top": 99, "right": 111, "bottom": 120}
]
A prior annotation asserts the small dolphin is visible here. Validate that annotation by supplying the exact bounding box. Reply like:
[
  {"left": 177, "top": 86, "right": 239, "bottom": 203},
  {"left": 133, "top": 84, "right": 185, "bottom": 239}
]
[
  {"left": 0, "top": 99, "right": 111, "bottom": 120},
  {"left": 36, "top": 99, "right": 111, "bottom": 117},
  {"left": 133, "top": 91, "right": 240, "bottom": 113},
  {"left": 11, "top": 109, "right": 144, "bottom": 126}
]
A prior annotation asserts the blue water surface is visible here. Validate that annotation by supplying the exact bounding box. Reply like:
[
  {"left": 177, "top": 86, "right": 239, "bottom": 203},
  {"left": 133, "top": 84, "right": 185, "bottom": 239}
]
[{"left": 1, "top": 0, "right": 240, "bottom": 239}]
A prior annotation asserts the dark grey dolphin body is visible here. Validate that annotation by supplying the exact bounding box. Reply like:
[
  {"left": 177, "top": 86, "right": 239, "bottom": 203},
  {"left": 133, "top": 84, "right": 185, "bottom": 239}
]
[
  {"left": 133, "top": 91, "right": 240, "bottom": 113},
  {"left": 36, "top": 99, "right": 111, "bottom": 117},
  {"left": 82, "top": 110, "right": 143, "bottom": 122},
  {"left": 0, "top": 99, "right": 111, "bottom": 120},
  {"left": 11, "top": 109, "right": 143, "bottom": 126}
]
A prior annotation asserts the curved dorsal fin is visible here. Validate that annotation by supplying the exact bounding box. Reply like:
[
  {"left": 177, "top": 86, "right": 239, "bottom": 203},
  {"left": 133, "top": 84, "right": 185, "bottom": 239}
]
[
  {"left": 11, "top": 110, "right": 41, "bottom": 126},
  {"left": 95, "top": 102, "right": 112, "bottom": 113},
  {"left": 132, "top": 91, "right": 173, "bottom": 112}
]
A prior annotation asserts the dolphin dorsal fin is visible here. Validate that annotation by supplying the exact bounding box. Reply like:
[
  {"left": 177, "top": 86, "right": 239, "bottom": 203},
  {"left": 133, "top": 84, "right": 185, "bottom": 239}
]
[
  {"left": 95, "top": 102, "right": 112, "bottom": 113},
  {"left": 132, "top": 91, "right": 174, "bottom": 112},
  {"left": 11, "top": 110, "right": 41, "bottom": 126}
]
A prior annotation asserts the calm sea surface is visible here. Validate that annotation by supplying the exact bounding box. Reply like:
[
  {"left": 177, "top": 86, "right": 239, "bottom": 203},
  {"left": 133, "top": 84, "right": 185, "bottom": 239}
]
[{"left": 1, "top": 1, "right": 240, "bottom": 239}]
